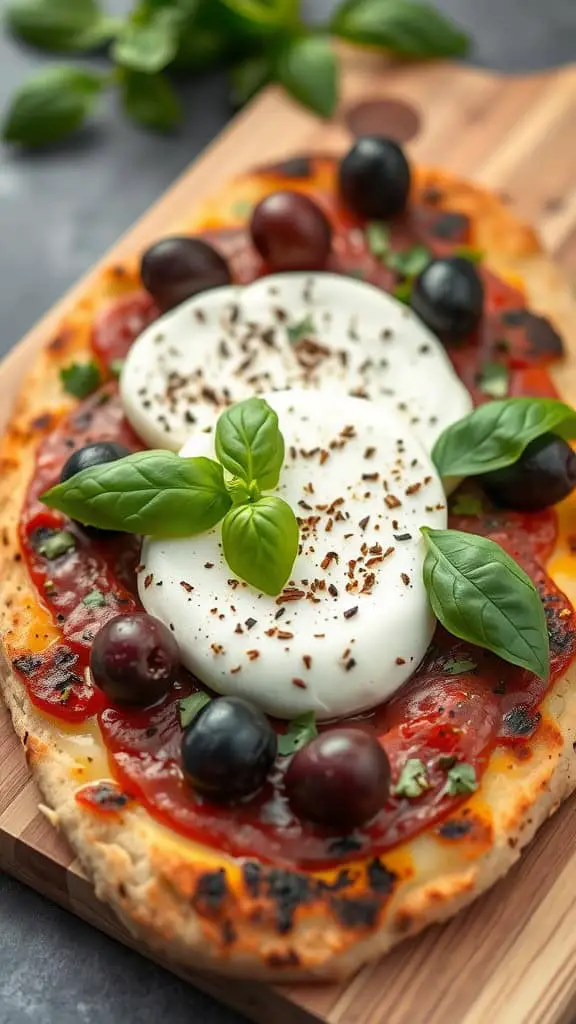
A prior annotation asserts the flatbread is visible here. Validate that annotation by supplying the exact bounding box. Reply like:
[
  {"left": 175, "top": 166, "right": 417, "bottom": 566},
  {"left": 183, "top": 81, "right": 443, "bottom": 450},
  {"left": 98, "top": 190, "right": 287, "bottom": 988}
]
[{"left": 1, "top": 161, "right": 576, "bottom": 980}]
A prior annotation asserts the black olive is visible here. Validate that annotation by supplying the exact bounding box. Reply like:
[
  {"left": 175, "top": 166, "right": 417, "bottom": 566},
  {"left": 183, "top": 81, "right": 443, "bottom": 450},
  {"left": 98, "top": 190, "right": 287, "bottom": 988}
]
[
  {"left": 141, "top": 237, "right": 232, "bottom": 311},
  {"left": 60, "top": 441, "right": 130, "bottom": 483},
  {"left": 338, "top": 136, "right": 411, "bottom": 220},
  {"left": 411, "top": 256, "right": 484, "bottom": 343},
  {"left": 481, "top": 433, "right": 576, "bottom": 511},
  {"left": 181, "top": 696, "right": 277, "bottom": 801},
  {"left": 90, "top": 613, "right": 179, "bottom": 706}
]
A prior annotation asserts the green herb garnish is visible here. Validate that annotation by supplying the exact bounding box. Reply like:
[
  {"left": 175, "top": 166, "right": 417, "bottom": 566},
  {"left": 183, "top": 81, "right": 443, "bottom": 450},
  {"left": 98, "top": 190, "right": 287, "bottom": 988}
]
[
  {"left": 60, "top": 360, "right": 101, "bottom": 399},
  {"left": 393, "top": 280, "right": 413, "bottom": 305},
  {"left": 386, "top": 244, "right": 431, "bottom": 278},
  {"left": 110, "top": 358, "right": 125, "bottom": 378},
  {"left": 432, "top": 397, "right": 576, "bottom": 479},
  {"left": 443, "top": 761, "right": 478, "bottom": 795},
  {"left": 421, "top": 527, "right": 549, "bottom": 679},
  {"left": 35, "top": 529, "right": 76, "bottom": 560},
  {"left": 477, "top": 361, "right": 509, "bottom": 399},
  {"left": 277, "top": 711, "right": 318, "bottom": 757},
  {"left": 443, "top": 658, "right": 478, "bottom": 675},
  {"left": 41, "top": 396, "right": 299, "bottom": 597},
  {"left": 454, "top": 245, "right": 483, "bottom": 263},
  {"left": 287, "top": 315, "right": 316, "bottom": 345},
  {"left": 450, "top": 493, "right": 484, "bottom": 517},
  {"left": 179, "top": 692, "right": 211, "bottom": 729},
  {"left": 393, "top": 758, "right": 430, "bottom": 799},
  {"left": 365, "top": 222, "right": 390, "bottom": 259},
  {"left": 82, "top": 589, "right": 107, "bottom": 608},
  {"left": 2, "top": 0, "right": 470, "bottom": 147}
]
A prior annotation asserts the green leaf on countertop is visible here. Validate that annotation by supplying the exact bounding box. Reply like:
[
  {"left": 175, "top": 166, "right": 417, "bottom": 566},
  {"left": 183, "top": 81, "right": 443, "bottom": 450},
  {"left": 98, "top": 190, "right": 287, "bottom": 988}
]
[
  {"left": 421, "top": 527, "right": 550, "bottom": 679},
  {"left": 35, "top": 530, "right": 76, "bottom": 560},
  {"left": 331, "top": 0, "right": 470, "bottom": 58},
  {"left": 230, "top": 55, "right": 272, "bottom": 107},
  {"left": 365, "top": 221, "right": 390, "bottom": 259},
  {"left": 286, "top": 314, "right": 316, "bottom": 345},
  {"left": 443, "top": 761, "right": 478, "bottom": 795},
  {"left": 82, "top": 588, "right": 107, "bottom": 608},
  {"left": 393, "top": 758, "right": 430, "bottom": 798},
  {"left": 60, "top": 360, "right": 102, "bottom": 399},
  {"left": 477, "top": 361, "right": 510, "bottom": 399},
  {"left": 277, "top": 711, "right": 318, "bottom": 756},
  {"left": 179, "top": 691, "right": 212, "bottom": 729},
  {"left": 276, "top": 35, "right": 338, "bottom": 119},
  {"left": 5, "top": 0, "right": 120, "bottom": 52},
  {"left": 2, "top": 65, "right": 105, "bottom": 147},
  {"left": 112, "top": 6, "right": 182, "bottom": 74},
  {"left": 120, "top": 69, "right": 182, "bottom": 132},
  {"left": 221, "top": 0, "right": 298, "bottom": 27}
]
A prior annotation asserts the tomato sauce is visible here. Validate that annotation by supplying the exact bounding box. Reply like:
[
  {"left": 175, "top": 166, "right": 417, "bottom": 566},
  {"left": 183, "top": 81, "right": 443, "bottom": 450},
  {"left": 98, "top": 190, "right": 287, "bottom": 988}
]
[{"left": 13, "top": 166, "right": 576, "bottom": 868}]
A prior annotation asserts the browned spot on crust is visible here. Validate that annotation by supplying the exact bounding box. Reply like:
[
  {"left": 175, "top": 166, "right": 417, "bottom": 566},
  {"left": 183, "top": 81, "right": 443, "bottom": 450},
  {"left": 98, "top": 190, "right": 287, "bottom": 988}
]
[
  {"left": 75, "top": 781, "right": 132, "bottom": 815},
  {"left": 345, "top": 98, "right": 421, "bottom": 143}
]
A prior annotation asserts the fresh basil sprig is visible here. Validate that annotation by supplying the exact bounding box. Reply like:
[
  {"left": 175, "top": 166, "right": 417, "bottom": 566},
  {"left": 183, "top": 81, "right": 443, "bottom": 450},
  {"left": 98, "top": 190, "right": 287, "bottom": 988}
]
[
  {"left": 421, "top": 527, "right": 549, "bottom": 679},
  {"left": 2, "top": 0, "right": 470, "bottom": 147},
  {"left": 432, "top": 397, "right": 576, "bottom": 479},
  {"left": 277, "top": 711, "right": 318, "bottom": 756},
  {"left": 41, "top": 396, "right": 300, "bottom": 597}
]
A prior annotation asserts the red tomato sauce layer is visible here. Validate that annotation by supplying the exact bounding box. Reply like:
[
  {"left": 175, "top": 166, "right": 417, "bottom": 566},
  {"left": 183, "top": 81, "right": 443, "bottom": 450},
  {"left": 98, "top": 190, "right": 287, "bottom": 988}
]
[{"left": 15, "top": 177, "right": 576, "bottom": 868}]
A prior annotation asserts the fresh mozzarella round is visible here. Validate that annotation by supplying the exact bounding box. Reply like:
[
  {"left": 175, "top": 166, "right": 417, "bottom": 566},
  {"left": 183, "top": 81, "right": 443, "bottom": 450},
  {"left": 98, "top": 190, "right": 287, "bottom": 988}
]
[
  {"left": 121, "top": 272, "right": 471, "bottom": 455},
  {"left": 139, "top": 389, "right": 447, "bottom": 721}
]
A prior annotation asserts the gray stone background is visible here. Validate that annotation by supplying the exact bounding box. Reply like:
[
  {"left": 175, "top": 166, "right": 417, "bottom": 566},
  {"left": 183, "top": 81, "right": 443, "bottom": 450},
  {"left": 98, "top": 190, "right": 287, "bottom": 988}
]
[{"left": 0, "top": 1, "right": 575, "bottom": 1021}]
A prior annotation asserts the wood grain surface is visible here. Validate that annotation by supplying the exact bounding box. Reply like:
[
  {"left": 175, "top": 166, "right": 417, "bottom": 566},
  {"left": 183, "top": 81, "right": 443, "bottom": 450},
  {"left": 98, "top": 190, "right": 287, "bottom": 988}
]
[{"left": 2, "top": 53, "right": 576, "bottom": 1024}]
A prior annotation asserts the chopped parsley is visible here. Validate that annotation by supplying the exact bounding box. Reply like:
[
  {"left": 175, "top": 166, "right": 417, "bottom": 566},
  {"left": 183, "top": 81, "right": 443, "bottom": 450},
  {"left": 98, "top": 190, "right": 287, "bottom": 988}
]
[
  {"left": 179, "top": 692, "right": 211, "bottom": 729},
  {"left": 365, "top": 221, "right": 390, "bottom": 259},
  {"left": 110, "top": 359, "right": 125, "bottom": 378},
  {"left": 443, "top": 657, "right": 478, "bottom": 675},
  {"left": 277, "top": 711, "right": 317, "bottom": 756},
  {"left": 35, "top": 530, "right": 76, "bottom": 560},
  {"left": 60, "top": 361, "right": 101, "bottom": 399},
  {"left": 82, "top": 589, "right": 107, "bottom": 609},
  {"left": 393, "top": 758, "right": 430, "bottom": 799},
  {"left": 477, "top": 361, "right": 509, "bottom": 399},
  {"left": 393, "top": 279, "right": 413, "bottom": 305},
  {"left": 450, "top": 493, "right": 484, "bottom": 517},
  {"left": 386, "top": 244, "right": 431, "bottom": 278},
  {"left": 287, "top": 314, "right": 316, "bottom": 345},
  {"left": 444, "top": 761, "right": 478, "bottom": 795}
]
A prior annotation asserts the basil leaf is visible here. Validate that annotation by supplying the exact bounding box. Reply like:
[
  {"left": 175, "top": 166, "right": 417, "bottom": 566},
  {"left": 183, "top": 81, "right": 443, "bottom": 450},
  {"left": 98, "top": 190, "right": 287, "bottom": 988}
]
[
  {"left": 421, "top": 527, "right": 549, "bottom": 678},
  {"left": 432, "top": 397, "right": 576, "bottom": 478},
  {"left": 477, "top": 361, "right": 509, "bottom": 399},
  {"left": 332, "top": 0, "right": 470, "bottom": 58},
  {"left": 36, "top": 530, "right": 76, "bottom": 559},
  {"left": 277, "top": 711, "right": 317, "bottom": 756},
  {"left": 393, "top": 758, "right": 430, "bottom": 798},
  {"left": 82, "top": 589, "right": 107, "bottom": 608},
  {"left": 120, "top": 70, "right": 182, "bottom": 132},
  {"left": 221, "top": 496, "right": 299, "bottom": 596},
  {"left": 112, "top": 7, "right": 181, "bottom": 74},
  {"left": 387, "top": 244, "right": 431, "bottom": 277},
  {"left": 41, "top": 451, "right": 232, "bottom": 537},
  {"left": 179, "top": 692, "right": 211, "bottom": 729},
  {"left": 216, "top": 397, "right": 285, "bottom": 491},
  {"left": 393, "top": 280, "right": 412, "bottom": 305},
  {"left": 286, "top": 315, "right": 316, "bottom": 345},
  {"left": 6, "top": 0, "right": 119, "bottom": 52},
  {"left": 60, "top": 360, "right": 101, "bottom": 399},
  {"left": 2, "top": 65, "right": 104, "bottom": 147},
  {"left": 365, "top": 222, "right": 390, "bottom": 259},
  {"left": 276, "top": 36, "right": 338, "bottom": 119},
  {"left": 444, "top": 761, "right": 477, "bottom": 795},
  {"left": 230, "top": 55, "right": 272, "bottom": 107},
  {"left": 221, "top": 0, "right": 298, "bottom": 28},
  {"left": 443, "top": 658, "right": 478, "bottom": 675}
]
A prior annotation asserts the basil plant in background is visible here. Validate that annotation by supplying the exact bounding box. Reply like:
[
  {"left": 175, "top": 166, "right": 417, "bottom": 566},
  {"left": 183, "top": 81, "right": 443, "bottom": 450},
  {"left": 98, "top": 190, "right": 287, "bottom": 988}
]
[{"left": 2, "top": 0, "right": 470, "bottom": 147}]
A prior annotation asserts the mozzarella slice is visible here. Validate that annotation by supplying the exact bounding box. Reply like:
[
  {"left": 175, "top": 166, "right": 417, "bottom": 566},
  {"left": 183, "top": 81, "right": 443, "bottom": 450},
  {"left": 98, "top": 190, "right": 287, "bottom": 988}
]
[
  {"left": 121, "top": 272, "right": 471, "bottom": 456},
  {"left": 139, "top": 390, "right": 447, "bottom": 721}
]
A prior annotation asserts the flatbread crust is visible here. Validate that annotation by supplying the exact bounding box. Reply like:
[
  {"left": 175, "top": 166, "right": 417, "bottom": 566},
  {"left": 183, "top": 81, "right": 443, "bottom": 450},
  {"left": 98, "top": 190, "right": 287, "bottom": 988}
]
[{"left": 1, "top": 163, "right": 576, "bottom": 980}]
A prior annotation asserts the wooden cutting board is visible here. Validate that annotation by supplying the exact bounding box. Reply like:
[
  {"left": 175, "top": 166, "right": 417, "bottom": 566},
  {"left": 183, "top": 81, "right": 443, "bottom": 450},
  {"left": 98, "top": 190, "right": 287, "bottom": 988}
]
[{"left": 2, "top": 53, "right": 576, "bottom": 1024}]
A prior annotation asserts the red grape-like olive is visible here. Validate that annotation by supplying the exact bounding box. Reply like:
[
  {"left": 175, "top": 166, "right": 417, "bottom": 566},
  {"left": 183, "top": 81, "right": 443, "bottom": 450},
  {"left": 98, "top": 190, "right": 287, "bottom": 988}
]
[
  {"left": 481, "top": 432, "right": 576, "bottom": 511},
  {"left": 339, "top": 136, "right": 411, "bottom": 220},
  {"left": 410, "top": 256, "right": 484, "bottom": 343},
  {"left": 181, "top": 696, "right": 277, "bottom": 800},
  {"left": 250, "top": 191, "right": 332, "bottom": 271},
  {"left": 90, "top": 613, "right": 179, "bottom": 706},
  {"left": 284, "top": 728, "right": 391, "bottom": 829},
  {"left": 140, "top": 237, "right": 232, "bottom": 311}
]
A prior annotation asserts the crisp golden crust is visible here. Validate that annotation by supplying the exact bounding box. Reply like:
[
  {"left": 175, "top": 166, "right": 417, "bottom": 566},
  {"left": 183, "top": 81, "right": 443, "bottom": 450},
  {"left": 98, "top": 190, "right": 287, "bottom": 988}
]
[{"left": 1, "top": 164, "right": 576, "bottom": 980}]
